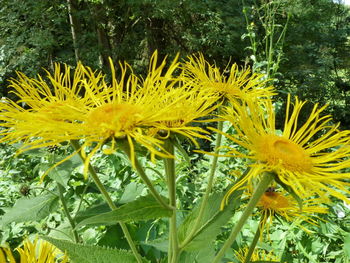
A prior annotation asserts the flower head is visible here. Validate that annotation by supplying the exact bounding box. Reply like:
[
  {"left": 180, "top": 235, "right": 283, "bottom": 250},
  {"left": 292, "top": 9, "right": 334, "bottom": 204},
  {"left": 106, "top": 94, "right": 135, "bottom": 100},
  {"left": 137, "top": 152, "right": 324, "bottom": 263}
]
[
  {"left": 234, "top": 247, "right": 281, "bottom": 262},
  {"left": 0, "top": 237, "right": 69, "bottom": 263},
  {"left": 220, "top": 95, "right": 350, "bottom": 206},
  {"left": 0, "top": 63, "right": 88, "bottom": 153},
  {"left": 147, "top": 87, "right": 219, "bottom": 146},
  {"left": 138, "top": 52, "right": 220, "bottom": 147},
  {"left": 0, "top": 51, "right": 220, "bottom": 177},
  {"left": 181, "top": 53, "right": 275, "bottom": 102},
  {"left": 250, "top": 185, "right": 328, "bottom": 235}
]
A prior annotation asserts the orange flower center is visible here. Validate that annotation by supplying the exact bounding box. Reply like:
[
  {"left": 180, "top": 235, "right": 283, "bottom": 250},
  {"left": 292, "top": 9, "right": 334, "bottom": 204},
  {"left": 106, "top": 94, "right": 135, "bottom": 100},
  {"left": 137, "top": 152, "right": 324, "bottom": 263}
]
[
  {"left": 87, "top": 103, "right": 143, "bottom": 136},
  {"left": 259, "top": 192, "right": 290, "bottom": 210},
  {"left": 257, "top": 135, "right": 313, "bottom": 172}
]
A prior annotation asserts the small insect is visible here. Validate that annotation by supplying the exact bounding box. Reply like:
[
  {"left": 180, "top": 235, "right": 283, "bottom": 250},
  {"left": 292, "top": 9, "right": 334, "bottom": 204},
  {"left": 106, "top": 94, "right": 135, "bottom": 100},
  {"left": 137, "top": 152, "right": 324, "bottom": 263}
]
[
  {"left": 20, "top": 184, "right": 30, "bottom": 196},
  {"left": 46, "top": 144, "right": 60, "bottom": 153},
  {"left": 266, "top": 186, "right": 276, "bottom": 193},
  {"left": 265, "top": 186, "right": 276, "bottom": 196}
]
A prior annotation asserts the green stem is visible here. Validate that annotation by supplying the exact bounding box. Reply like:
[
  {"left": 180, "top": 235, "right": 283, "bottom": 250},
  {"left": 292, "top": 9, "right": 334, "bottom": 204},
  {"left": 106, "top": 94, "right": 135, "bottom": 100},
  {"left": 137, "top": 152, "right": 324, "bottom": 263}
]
[
  {"left": 244, "top": 216, "right": 265, "bottom": 263},
  {"left": 118, "top": 140, "right": 174, "bottom": 211},
  {"left": 163, "top": 140, "right": 178, "bottom": 263},
  {"left": 212, "top": 172, "right": 274, "bottom": 263},
  {"left": 57, "top": 183, "right": 80, "bottom": 243},
  {"left": 179, "top": 119, "right": 224, "bottom": 250},
  {"left": 70, "top": 140, "right": 143, "bottom": 263},
  {"left": 73, "top": 183, "right": 90, "bottom": 220}
]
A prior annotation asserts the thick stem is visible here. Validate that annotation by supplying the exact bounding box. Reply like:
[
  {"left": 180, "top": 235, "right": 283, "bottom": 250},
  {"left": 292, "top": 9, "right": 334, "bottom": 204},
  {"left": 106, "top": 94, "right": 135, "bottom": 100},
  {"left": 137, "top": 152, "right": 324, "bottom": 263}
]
[
  {"left": 179, "top": 120, "right": 224, "bottom": 250},
  {"left": 163, "top": 140, "right": 178, "bottom": 263},
  {"left": 70, "top": 140, "right": 143, "bottom": 263},
  {"left": 118, "top": 140, "right": 174, "bottom": 211},
  {"left": 57, "top": 183, "right": 80, "bottom": 243},
  {"left": 212, "top": 173, "right": 274, "bottom": 263},
  {"left": 244, "top": 216, "right": 265, "bottom": 263}
]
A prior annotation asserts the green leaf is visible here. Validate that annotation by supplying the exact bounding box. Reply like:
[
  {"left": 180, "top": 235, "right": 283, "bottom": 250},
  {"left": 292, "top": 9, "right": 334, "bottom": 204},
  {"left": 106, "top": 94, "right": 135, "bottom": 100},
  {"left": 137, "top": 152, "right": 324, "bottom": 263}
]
[
  {"left": 344, "top": 233, "right": 350, "bottom": 258},
  {"left": 119, "top": 182, "right": 145, "bottom": 204},
  {"left": 77, "top": 194, "right": 171, "bottom": 228},
  {"left": 171, "top": 136, "right": 191, "bottom": 165},
  {"left": 179, "top": 245, "right": 216, "bottom": 263},
  {"left": 75, "top": 201, "right": 118, "bottom": 223},
  {"left": 48, "top": 154, "right": 82, "bottom": 188},
  {"left": 142, "top": 237, "right": 168, "bottom": 252},
  {"left": 98, "top": 225, "right": 131, "bottom": 249},
  {"left": 178, "top": 184, "right": 244, "bottom": 251},
  {"left": 42, "top": 236, "right": 140, "bottom": 263},
  {"left": 0, "top": 194, "right": 59, "bottom": 225}
]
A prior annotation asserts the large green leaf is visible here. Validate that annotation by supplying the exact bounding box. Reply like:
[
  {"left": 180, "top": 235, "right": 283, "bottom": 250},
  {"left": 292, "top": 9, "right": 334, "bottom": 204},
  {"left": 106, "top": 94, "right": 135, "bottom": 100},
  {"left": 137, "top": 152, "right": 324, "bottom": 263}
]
[
  {"left": 0, "top": 193, "right": 59, "bottom": 225},
  {"left": 178, "top": 185, "right": 243, "bottom": 251},
  {"left": 42, "top": 236, "right": 140, "bottom": 263},
  {"left": 76, "top": 194, "right": 171, "bottom": 228}
]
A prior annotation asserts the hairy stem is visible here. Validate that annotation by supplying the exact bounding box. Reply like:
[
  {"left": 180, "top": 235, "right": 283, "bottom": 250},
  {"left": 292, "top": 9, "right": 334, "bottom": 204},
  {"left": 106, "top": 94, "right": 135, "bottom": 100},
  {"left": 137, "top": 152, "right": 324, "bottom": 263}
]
[
  {"left": 118, "top": 140, "right": 174, "bottom": 211},
  {"left": 212, "top": 172, "right": 274, "bottom": 263},
  {"left": 179, "top": 119, "right": 224, "bottom": 250},
  {"left": 163, "top": 140, "right": 179, "bottom": 263},
  {"left": 70, "top": 140, "right": 143, "bottom": 263},
  {"left": 57, "top": 183, "right": 80, "bottom": 243},
  {"left": 244, "top": 216, "right": 265, "bottom": 263}
]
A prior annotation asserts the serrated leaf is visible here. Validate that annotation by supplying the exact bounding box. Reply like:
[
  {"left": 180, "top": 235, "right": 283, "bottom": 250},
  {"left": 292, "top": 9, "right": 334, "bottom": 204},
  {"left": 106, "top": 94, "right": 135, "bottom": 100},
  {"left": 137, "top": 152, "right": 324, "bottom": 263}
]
[
  {"left": 178, "top": 184, "right": 244, "bottom": 251},
  {"left": 98, "top": 225, "right": 131, "bottom": 249},
  {"left": 77, "top": 194, "right": 171, "bottom": 228},
  {"left": 42, "top": 236, "right": 140, "bottom": 263},
  {"left": 1, "top": 194, "right": 59, "bottom": 225}
]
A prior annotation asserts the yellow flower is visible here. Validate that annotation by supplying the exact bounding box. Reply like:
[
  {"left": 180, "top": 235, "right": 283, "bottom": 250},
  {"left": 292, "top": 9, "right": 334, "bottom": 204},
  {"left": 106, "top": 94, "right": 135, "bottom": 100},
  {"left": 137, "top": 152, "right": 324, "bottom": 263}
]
[
  {"left": 0, "top": 246, "right": 15, "bottom": 263},
  {"left": 181, "top": 53, "right": 275, "bottom": 102},
  {"left": 0, "top": 62, "right": 90, "bottom": 153},
  {"left": 220, "top": 95, "right": 350, "bottom": 206},
  {"left": 259, "top": 188, "right": 327, "bottom": 221},
  {"left": 246, "top": 185, "right": 328, "bottom": 235},
  {"left": 133, "top": 51, "right": 220, "bottom": 147},
  {"left": 68, "top": 52, "right": 220, "bottom": 168},
  {"left": 0, "top": 238, "right": 69, "bottom": 263},
  {"left": 0, "top": 51, "right": 219, "bottom": 178},
  {"left": 234, "top": 247, "right": 281, "bottom": 262},
  {"left": 147, "top": 87, "right": 219, "bottom": 147}
]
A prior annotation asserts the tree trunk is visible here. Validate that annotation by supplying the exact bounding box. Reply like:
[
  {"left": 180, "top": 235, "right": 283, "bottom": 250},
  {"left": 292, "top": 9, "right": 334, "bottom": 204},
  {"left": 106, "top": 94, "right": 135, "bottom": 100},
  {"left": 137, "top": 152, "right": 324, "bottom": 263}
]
[
  {"left": 88, "top": 2, "right": 112, "bottom": 68},
  {"left": 67, "top": 0, "right": 80, "bottom": 63}
]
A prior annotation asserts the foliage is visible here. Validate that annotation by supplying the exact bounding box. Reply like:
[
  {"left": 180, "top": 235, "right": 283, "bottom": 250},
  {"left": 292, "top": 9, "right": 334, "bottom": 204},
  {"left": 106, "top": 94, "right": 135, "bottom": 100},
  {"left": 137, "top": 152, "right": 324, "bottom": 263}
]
[{"left": 0, "top": 1, "right": 350, "bottom": 263}]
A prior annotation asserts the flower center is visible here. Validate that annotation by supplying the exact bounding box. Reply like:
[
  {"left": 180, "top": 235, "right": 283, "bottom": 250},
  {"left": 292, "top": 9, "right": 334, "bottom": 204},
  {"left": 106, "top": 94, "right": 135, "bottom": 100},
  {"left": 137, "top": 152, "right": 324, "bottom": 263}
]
[
  {"left": 258, "top": 135, "right": 313, "bottom": 172},
  {"left": 87, "top": 103, "right": 142, "bottom": 137},
  {"left": 274, "top": 140, "right": 300, "bottom": 156},
  {"left": 259, "top": 192, "right": 290, "bottom": 210}
]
